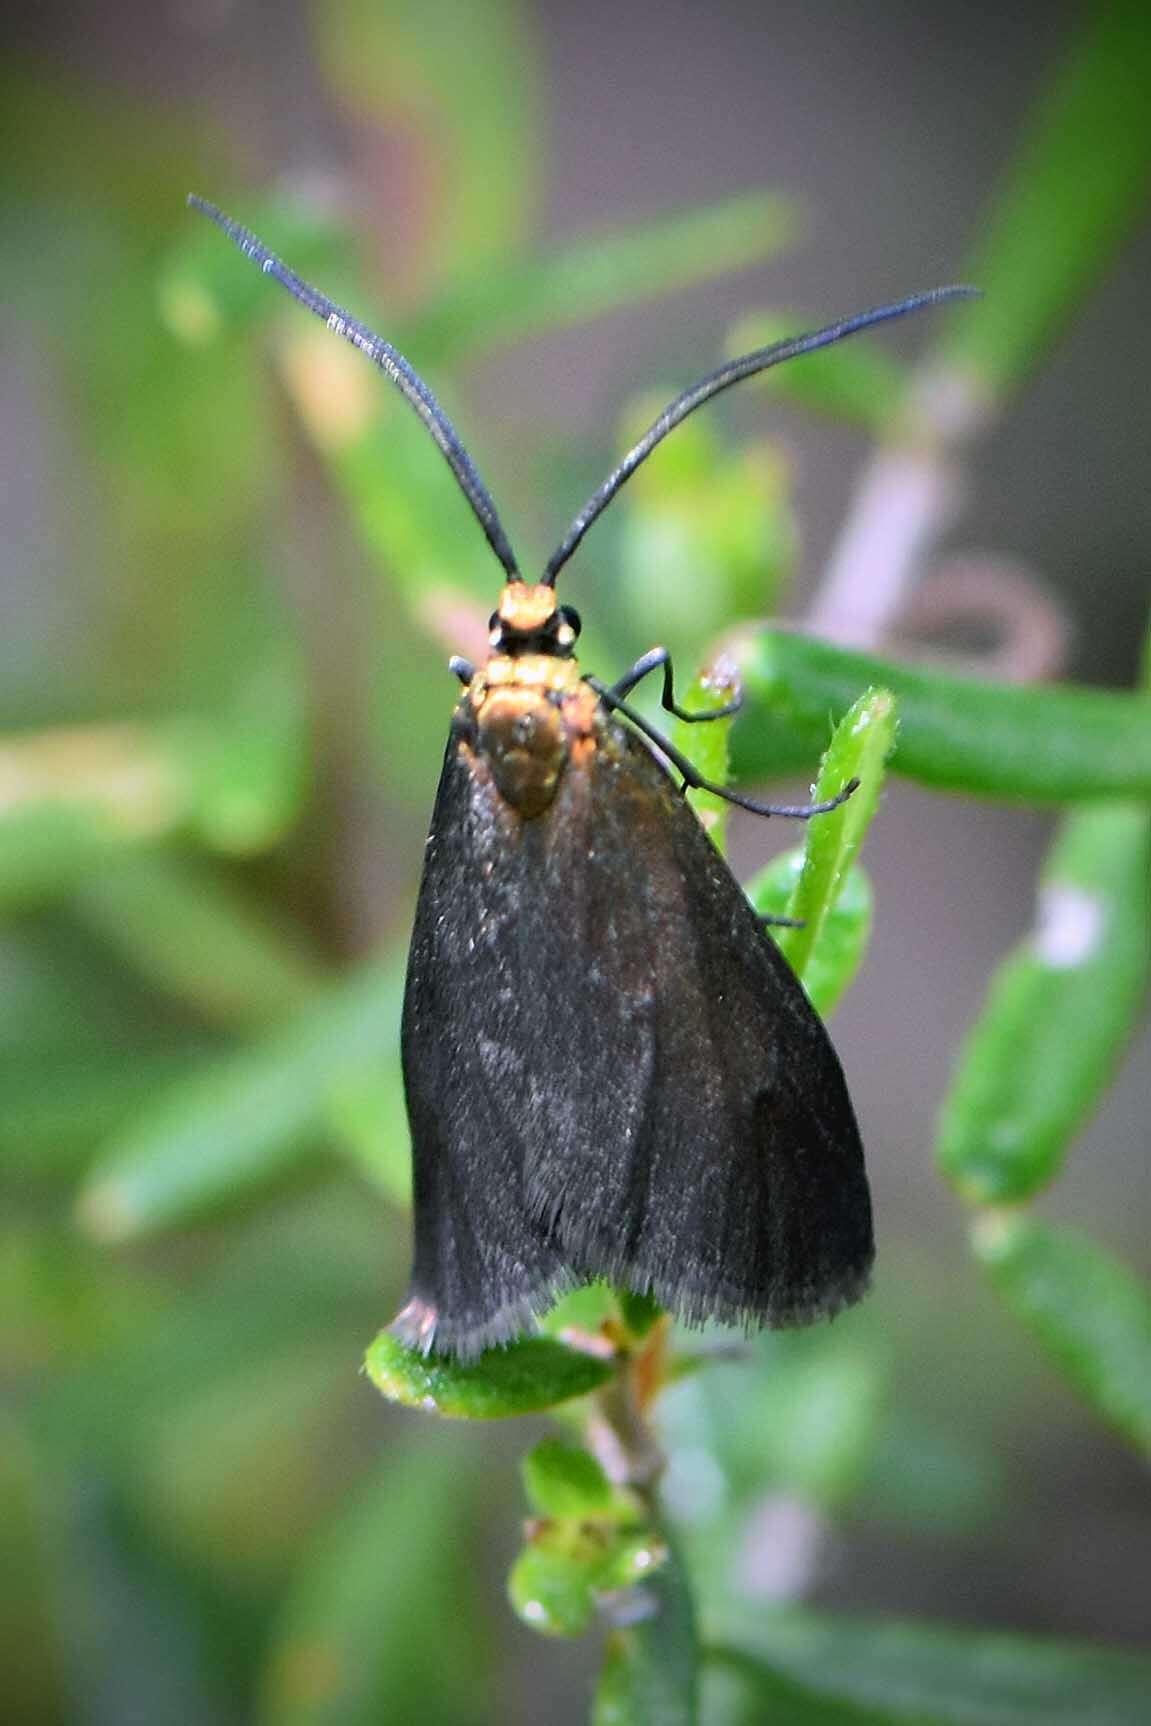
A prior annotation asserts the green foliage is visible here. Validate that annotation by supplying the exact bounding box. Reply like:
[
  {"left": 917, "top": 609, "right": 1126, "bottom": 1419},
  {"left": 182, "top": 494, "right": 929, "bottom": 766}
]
[
  {"left": 364, "top": 1332, "right": 615, "bottom": 1419},
  {"left": 774, "top": 686, "right": 895, "bottom": 982},
  {"left": 590, "top": 1555, "right": 699, "bottom": 1726},
  {"left": 734, "top": 631, "right": 1151, "bottom": 799},
  {"left": 510, "top": 1438, "right": 669, "bottom": 1639},
  {"left": 620, "top": 408, "right": 797, "bottom": 663},
  {"left": 746, "top": 851, "right": 872, "bottom": 1019},
  {"left": 403, "top": 190, "right": 797, "bottom": 363},
  {"left": 509, "top": 1518, "right": 668, "bottom": 1640},
  {"left": 939, "top": 0, "right": 1151, "bottom": 401},
  {"left": 314, "top": 0, "right": 540, "bottom": 280},
  {"left": 257, "top": 1440, "right": 493, "bottom": 1725},
  {"left": 973, "top": 1217, "right": 1151, "bottom": 1459},
  {"left": 521, "top": 1439, "right": 618, "bottom": 1518},
  {"left": 73, "top": 853, "right": 326, "bottom": 1030},
  {"left": 77, "top": 961, "right": 408, "bottom": 1240},
  {"left": 710, "top": 1610, "right": 1151, "bottom": 1726},
  {"left": 938, "top": 803, "right": 1150, "bottom": 1204},
  {"left": 673, "top": 661, "right": 743, "bottom": 847},
  {"left": 4, "top": 9, "right": 1150, "bottom": 1725}
]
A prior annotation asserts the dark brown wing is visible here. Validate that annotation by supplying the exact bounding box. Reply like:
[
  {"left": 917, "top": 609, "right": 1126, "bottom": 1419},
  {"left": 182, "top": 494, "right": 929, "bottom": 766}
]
[
  {"left": 396, "top": 717, "right": 567, "bottom": 1359},
  {"left": 396, "top": 707, "right": 871, "bottom": 1358},
  {"left": 533, "top": 723, "right": 873, "bottom": 1329},
  {"left": 396, "top": 708, "right": 659, "bottom": 1359}
]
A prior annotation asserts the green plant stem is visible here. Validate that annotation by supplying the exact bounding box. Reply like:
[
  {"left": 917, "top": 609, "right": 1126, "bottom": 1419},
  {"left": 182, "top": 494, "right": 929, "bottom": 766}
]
[
  {"left": 586, "top": 1362, "right": 665, "bottom": 1499},
  {"left": 588, "top": 1363, "right": 698, "bottom": 1726}
]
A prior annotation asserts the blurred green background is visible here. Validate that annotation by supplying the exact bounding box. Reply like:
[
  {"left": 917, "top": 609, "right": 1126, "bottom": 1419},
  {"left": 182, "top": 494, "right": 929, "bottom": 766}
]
[{"left": 3, "top": 2, "right": 1149, "bottom": 1722}]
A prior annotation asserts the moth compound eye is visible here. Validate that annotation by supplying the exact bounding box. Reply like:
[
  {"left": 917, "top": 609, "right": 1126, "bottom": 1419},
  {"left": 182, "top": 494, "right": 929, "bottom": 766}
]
[
  {"left": 488, "top": 610, "right": 501, "bottom": 631},
  {"left": 559, "top": 605, "right": 582, "bottom": 639}
]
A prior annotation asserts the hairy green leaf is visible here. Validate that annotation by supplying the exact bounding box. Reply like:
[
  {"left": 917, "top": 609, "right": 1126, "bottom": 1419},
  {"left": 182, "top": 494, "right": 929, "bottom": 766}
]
[
  {"left": 774, "top": 687, "right": 894, "bottom": 983},
  {"left": 745, "top": 851, "right": 872, "bottom": 1019},
  {"left": 364, "top": 1331, "right": 614, "bottom": 1419},
  {"left": 938, "top": 803, "right": 1150, "bottom": 1203},
  {"left": 734, "top": 632, "right": 1151, "bottom": 801}
]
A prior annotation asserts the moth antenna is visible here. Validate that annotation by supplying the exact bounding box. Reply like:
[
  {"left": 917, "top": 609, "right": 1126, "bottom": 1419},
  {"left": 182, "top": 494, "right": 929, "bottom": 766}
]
[
  {"left": 542, "top": 284, "right": 980, "bottom": 586},
  {"left": 188, "top": 195, "right": 521, "bottom": 581}
]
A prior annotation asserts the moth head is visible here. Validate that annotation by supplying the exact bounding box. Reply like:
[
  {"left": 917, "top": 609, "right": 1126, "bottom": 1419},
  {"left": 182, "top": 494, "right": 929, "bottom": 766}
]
[{"left": 489, "top": 582, "right": 581, "bottom": 657}]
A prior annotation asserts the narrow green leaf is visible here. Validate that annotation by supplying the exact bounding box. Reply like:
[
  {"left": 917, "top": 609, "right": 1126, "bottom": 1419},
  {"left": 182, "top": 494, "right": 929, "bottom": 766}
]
[
  {"left": 0, "top": 724, "right": 189, "bottom": 913},
  {"left": 323, "top": 1067, "right": 412, "bottom": 1207},
  {"left": 940, "top": 0, "right": 1151, "bottom": 400},
  {"left": 76, "top": 962, "right": 404, "bottom": 1241},
  {"left": 37, "top": 1191, "right": 383, "bottom": 1466},
  {"left": 258, "top": 1440, "right": 491, "bottom": 1726},
  {"left": 722, "top": 1607, "right": 1151, "bottom": 1726},
  {"left": 734, "top": 631, "right": 1151, "bottom": 801},
  {"left": 726, "top": 310, "right": 907, "bottom": 431},
  {"left": 704, "top": 1645, "right": 929, "bottom": 1726},
  {"left": 72, "top": 853, "right": 325, "bottom": 1030},
  {"left": 0, "top": 1049, "right": 209, "bottom": 1180},
  {"left": 312, "top": 0, "right": 540, "bottom": 278},
  {"left": 276, "top": 340, "right": 502, "bottom": 634},
  {"left": 401, "top": 192, "right": 797, "bottom": 362},
  {"left": 672, "top": 660, "right": 743, "bottom": 856},
  {"left": 774, "top": 687, "right": 895, "bottom": 984},
  {"left": 522, "top": 1439, "right": 614, "bottom": 1518},
  {"left": 938, "top": 803, "right": 1150, "bottom": 1203},
  {"left": 364, "top": 1331, "right": 614, "bottom": 1419},
  {"left": 745, "top": 851, "right": 872, "bottom": 1020},
  {"left": 177, "top": 650, "right": 308, "bottom": 853},
  {"left": 973, "top": 1215, "right": 1151, "bottom": 1459},
  {"left": 0, "top": 678, "right": 306, "bottom": 914}
]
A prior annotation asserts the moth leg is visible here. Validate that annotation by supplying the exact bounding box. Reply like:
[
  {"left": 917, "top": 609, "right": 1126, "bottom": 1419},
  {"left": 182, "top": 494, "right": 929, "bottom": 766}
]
[
  {"left": 602, "top": 645, "right": 742, "bottom": 722},
  {"left": 758, "top": 912, "right": 806, "bottom": 928},
  {"left": 588, "top": 677, "right": 858, "bottom": 820},
  {"left": 449, "top": 655, "right": 476, "bottom": 686}
]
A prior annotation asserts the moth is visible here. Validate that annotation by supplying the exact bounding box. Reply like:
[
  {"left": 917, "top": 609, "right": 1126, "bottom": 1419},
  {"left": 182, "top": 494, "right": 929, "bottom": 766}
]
[{"left": 192, "top": 196, "right": 971, "bottom": 1358}]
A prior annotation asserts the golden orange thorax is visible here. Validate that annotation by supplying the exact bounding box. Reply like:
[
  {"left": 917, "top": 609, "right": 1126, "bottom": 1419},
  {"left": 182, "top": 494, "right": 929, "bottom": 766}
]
[{"left": 466, "top": 584, "right": 596, "bottom": 818}]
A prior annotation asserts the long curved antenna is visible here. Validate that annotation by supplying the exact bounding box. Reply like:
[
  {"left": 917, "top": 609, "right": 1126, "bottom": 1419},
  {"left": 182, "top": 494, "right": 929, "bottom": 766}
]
[
  {"left": 542, "top": 284, "right": 980, "bottom": 586},
  {"left": 188, "top": 196, "right": 521, "bottom": 580}
]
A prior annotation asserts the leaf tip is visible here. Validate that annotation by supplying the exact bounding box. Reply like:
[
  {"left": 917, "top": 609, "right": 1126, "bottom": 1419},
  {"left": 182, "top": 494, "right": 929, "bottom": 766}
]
[
  {"left": 74, "top": 1179, "right": 137, "bottom": 1245},
  {"left": 970, "top": 1208, "right": 1024, "bottom": 1262}
]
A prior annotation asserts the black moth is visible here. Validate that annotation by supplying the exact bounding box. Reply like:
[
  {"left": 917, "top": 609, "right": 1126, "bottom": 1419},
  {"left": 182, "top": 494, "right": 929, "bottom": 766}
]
[{"left": 191, "top": 196, "right": 972, "bottom": 1358}]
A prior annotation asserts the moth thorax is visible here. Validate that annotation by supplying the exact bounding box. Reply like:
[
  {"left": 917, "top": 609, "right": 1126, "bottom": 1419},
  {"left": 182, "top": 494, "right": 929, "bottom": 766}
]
[{"left": 478, "top": 686, "right": 567, "bottom": 818}]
